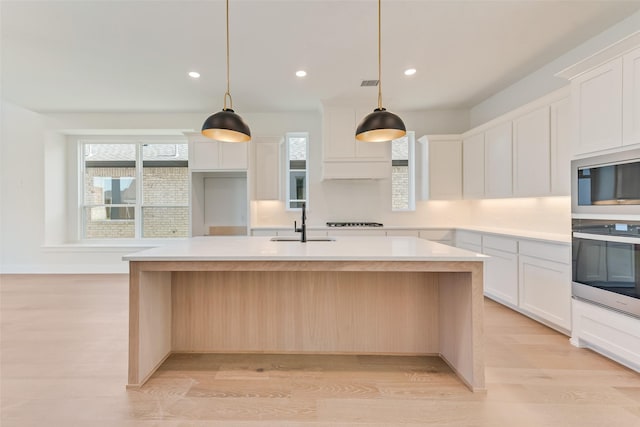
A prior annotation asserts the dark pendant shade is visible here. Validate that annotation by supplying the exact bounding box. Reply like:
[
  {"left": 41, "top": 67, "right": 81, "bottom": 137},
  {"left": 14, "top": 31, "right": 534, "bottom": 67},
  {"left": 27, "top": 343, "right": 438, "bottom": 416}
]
[
  {"left": 201, "top": 108, "right": 251, "bottom": 142},
  {"left": 355, "top": 108, "right": 407, "bottom": 142}
]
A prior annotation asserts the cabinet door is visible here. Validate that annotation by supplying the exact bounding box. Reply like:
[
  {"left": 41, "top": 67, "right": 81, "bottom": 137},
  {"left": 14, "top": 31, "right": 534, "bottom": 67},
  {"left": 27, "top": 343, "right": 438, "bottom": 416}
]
[
  {"left": 623, "top": 46, "right": 640, "bottom": 146},
  {"left": 484, "top": 121, "right": 513, "bottom": 198},
  {"left": 191, "top": 140, "right": 221, "bottom": 170},
  {"left": 462, "top": 133, "right": 485, "bottom": 199},
  {"left": 219, "top": 142, "right": 248, "bottom": 170},
  {"left": 519, "top": 255, "right": 571, "bottom": 331},
  {"left": 550, "top": 98, "right": 571, "bottom": 195},
  {"left": 323, "top": 108, "right": 356, "bottom": 160},
  {"left": 254, "top": 140, "right": 281, "bottom": 200},
  {"left": 571, "top": 58, "right": 623, "bottom": 154},
  {"left": 513, "top": 106, "right": 550, "bottom": 196},
  {"left": 484, "top": 247, "right": 518, "bottom": 307},
  {"left": 455, "top": 230, "right": 482, "bottom": 253},
  {"left": 429, "top": 137, "right": 462, "bottom": 200}
]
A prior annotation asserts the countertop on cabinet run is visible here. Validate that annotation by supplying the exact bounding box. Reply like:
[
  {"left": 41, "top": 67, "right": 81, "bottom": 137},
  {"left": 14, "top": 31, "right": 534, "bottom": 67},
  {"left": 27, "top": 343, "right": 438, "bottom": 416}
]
[
  {"left": 123, "top": 236, "right": 487, "bottom": 262},
  {"left": 456, "top": 226, "right": 570, "bottom": 244}
]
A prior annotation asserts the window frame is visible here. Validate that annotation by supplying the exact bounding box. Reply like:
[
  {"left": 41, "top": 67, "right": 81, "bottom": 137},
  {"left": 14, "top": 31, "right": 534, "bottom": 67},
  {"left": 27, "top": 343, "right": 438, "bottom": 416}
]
[
  {"left": 284, "top": 132, "right": 309, "bottom": 211},
  {"left": 75, "top": 136, "right": 189, "bottom": 242}
]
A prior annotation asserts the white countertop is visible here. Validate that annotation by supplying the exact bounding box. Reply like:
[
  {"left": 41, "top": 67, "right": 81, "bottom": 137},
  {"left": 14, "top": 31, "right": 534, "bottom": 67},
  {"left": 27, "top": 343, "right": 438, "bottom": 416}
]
[{"left": 123, "top": 236, "right": 488, "bottom": 262}]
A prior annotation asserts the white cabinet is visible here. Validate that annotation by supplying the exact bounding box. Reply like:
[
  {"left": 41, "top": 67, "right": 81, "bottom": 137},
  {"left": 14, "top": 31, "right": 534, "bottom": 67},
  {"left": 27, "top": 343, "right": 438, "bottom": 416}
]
[
  {"left": 550, "top": 98, "right": 571, "bottom": 195},
  {"left": 571, "top": 58, "right": 623, "bottom": 155},
  {"left": 322, "top": 107, "right": 390, "bottom": 179},
  {"left": 571, "top": 298, "right": 640, "bottom": 372},
  {"left": 483, "top": 235, "right": 519, "bottom": 307},
  {"left": 417, "top": 135, "right": 462, "bottom": 200},
  {"left": 518, "top": 240, "right": 571, "bottom": 332},
  {"left": 484, "top": 121, "right": 513, "bottom": 198},
  {"left": 455, "top": 230, "right": 482, "bottom": 253},
  {"left": 513, "top": 106, "right": 550, "bottom": 196},
  {"left": 623, "top": 46, "right": 640, "bottom": 146},
  {"left": 462, "top": 133, "right": 485, "bottom": 199},
  {"left": 189, "top": 134, "right": 248, "bottom": 171},
  {"left": 253, "top": 138, "right": 282, "bottom": 200}
]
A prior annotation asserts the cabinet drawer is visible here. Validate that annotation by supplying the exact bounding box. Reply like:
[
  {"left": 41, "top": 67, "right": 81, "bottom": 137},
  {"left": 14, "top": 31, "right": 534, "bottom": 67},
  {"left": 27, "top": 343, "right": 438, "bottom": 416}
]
[
  {"left": 483, "top": 235, "right": 517, "bottom": 253},
  {"left": 419, "top": 229, "right": 454, "bottom": 241},
  {"left": 519, "top": 240, "right": 570, "bottom": 264}
]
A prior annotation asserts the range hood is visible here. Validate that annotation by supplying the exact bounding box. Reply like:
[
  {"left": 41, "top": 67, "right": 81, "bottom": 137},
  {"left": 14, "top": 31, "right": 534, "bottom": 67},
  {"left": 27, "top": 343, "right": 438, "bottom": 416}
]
[{"left": 321, "top": 106, "right": 391, "bottom": 180}]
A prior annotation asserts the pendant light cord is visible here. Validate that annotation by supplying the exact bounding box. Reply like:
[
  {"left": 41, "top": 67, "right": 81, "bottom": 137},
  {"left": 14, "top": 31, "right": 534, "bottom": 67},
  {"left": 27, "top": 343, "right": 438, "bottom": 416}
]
[
  {"left": 377, "top": 0, "right": 382, "bottom": 110},
  {"left": 223, "top": 0, "right": 233, "bottom": 110}
]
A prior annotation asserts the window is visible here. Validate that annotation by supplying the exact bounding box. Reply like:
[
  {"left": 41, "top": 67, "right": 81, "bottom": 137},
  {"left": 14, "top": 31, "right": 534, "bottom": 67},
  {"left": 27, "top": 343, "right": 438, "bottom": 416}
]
[
  {"left": 81, "top": 141, "right": 189, "bottom": 239},
  {"left": 285, "top": 132, "right": 309, "bottom": 210},
  {"left": 391, "top": 131, "right": 415, "bottom": 211}
]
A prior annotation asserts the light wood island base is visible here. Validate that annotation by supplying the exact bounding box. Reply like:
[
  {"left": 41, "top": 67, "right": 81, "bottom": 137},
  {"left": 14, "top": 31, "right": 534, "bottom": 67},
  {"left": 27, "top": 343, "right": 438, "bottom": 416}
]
[{"left": 128, "top": 260, "right": 485, "bottom": 391}]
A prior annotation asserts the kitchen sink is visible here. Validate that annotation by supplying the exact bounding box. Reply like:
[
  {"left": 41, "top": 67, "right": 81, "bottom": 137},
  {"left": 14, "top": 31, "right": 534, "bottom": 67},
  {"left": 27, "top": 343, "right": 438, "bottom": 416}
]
[{"left": 270, "top": 237, "right": 335, "bottom": 242}]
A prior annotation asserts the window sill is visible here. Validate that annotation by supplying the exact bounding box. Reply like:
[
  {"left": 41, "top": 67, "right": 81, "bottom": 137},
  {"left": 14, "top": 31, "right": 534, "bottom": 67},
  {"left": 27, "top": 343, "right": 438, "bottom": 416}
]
[{"left": 41, "top": 239, "right": 187, "bottom": 253}]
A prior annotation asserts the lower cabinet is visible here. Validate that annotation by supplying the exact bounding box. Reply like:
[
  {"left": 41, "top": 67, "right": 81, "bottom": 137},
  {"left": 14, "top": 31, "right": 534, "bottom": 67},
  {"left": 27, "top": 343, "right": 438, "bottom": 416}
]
[
  {"left": 483, "top": 235, "right": 518, "bottom": 307},
  {"left": 571, "top": 298, "right": 640, "bottom": 372},
  {"left": 519, "top": 254, "right": 571, "bottom": 332},
  {"left": 455, "top": 230, "right": 571, "bottom": 334}
]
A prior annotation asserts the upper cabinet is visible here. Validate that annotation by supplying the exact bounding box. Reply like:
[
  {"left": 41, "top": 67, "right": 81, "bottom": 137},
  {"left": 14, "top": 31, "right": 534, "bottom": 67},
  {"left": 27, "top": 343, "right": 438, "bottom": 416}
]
[
  {"left": 513, "top": 106, "right": 551, "bottom": 196},
  {"left": 623, "top": 46, "right": 640, "bottom": 147},
  {"left": 322, "top": 106, "right": 390, "bottom": 179},
  {"left": 462, "top": 132, "right": 485, "bottom": 199},
  {"left": 550, "top": 98, "right": 571, "bottom": 195},
  {"left": 570, "top": 58, "right": 623, "bottom": 155},
  {"left": 252, "top": 137, "right": 282, "bottom": 201},
  {"left": 187, "top": 133, "right": 248, "bottom": 171},
  {"left": 484, "top": 121, "right": 513, "bottom": 198},
  {"left": 460, "top": 88, "right": 570, "bottom": 200},
  {"left": 416, "top": 135, "right": 462, "bottom": 200},
  {"left": 558, "top": 34, "right": 640, "bottom": 156}
]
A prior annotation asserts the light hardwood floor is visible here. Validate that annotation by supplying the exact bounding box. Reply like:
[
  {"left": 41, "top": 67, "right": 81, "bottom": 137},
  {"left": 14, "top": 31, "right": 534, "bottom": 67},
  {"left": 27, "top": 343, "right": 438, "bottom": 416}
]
[{"left": 1, "top": 274, "right": 639, "bottom": 426}]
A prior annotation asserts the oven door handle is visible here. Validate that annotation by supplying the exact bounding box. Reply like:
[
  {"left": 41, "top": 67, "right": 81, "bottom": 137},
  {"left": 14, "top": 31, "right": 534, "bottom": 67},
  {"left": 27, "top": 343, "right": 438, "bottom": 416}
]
[{"left": 573, "top": 232, "right": 640, "bottom": 244}]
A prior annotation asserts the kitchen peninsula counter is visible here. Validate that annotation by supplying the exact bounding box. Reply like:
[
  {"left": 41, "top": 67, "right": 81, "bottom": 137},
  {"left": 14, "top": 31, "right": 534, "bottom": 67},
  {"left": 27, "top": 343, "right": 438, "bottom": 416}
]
[{"left": 124, "top": 236, "right": 487, "bottom": 391}]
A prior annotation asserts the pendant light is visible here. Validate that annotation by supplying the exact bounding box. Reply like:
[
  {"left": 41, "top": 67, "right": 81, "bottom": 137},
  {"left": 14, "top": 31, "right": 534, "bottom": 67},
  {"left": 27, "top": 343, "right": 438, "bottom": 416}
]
[
  {"left": 355, "top": 0, "right": 406, "bottom": 142},
  {"left": 201, "top": 0, "right": 251, "bottom": 143}
]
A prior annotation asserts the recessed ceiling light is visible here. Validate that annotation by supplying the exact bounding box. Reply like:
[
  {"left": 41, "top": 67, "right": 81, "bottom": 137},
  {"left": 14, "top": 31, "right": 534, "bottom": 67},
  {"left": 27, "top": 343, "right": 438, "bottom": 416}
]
[
  {"left": 404, "top": 68, "right": 417, "bottom": 76},
  {"left": 296, "top": 70, "right": 307, "bottom": 77},
  {"left": 188, "top": 71, "right": 200, "bottom": 79}
]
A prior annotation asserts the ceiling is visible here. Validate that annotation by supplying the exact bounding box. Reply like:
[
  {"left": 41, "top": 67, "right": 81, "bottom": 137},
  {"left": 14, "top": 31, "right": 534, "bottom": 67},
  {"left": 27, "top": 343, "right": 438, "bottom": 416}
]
[{"left": 2, "top": 0, "right": 640, "bottom": 114}]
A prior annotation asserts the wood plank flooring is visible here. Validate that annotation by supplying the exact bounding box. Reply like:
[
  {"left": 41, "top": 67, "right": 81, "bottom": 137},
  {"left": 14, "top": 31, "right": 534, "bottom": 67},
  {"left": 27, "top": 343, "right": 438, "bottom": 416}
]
[{"left": 1, "top": 274, "right": 639, "bottom": 426}]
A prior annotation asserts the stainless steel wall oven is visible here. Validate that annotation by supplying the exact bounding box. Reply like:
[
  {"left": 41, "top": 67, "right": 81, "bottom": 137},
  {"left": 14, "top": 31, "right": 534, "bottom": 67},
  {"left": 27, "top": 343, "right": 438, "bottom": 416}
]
[{"left": 572, "top": 218, "right": 640, "bottom": 318}]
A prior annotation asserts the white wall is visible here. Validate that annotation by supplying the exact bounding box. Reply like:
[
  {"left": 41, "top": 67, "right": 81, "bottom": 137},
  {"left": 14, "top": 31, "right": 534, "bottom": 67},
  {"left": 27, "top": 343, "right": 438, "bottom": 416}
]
[
  {"left": 470, "top": 10, "right": 640, "bottom": 127},
  {"left": 1, "top": 102, "right": 470, "bottom": 273}
]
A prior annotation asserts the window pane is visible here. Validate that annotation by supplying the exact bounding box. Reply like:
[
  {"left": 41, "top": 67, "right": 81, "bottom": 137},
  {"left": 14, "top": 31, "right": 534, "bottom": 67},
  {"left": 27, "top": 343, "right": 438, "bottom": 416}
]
[
  {"left": 142, "top": 207, "right": 189, "bottom": 238},
  {"left": 84, "top": 207, "right": 135, "bottom": 239},
  {"left": 289, "top": 171, "right": 306, "bottom": 201},
  {"left": 288, "top": 137, "right": 307, "bottom": 161},
  {"left": 391, "top": 135, "right": 414, "bottom": 211},
  {"left": 142, "top": 143, "right": 188, "bottom": 161},
  {"left": 84, "top": 143, "right": 136, "bottom": 161},
  {"left": 84, "top": 143, "right": 137, "bottom": 206}
]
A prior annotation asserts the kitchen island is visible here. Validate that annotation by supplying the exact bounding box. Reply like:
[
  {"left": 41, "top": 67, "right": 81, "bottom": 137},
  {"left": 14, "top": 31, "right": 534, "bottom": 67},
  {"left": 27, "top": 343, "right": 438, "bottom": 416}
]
[{"left": 123, "top": 236, "right": 487, "bottom": 391}]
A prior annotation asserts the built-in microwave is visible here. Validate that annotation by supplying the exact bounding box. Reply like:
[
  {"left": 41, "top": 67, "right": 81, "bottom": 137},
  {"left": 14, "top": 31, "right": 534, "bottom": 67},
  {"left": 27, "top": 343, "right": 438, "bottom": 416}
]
[{"left": 571, "top": 148, "right": 640, "bottom": 216}]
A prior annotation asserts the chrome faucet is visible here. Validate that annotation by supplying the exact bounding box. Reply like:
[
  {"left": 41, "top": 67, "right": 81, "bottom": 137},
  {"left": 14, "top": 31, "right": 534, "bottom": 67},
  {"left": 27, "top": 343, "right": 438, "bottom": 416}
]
[{"left": 294, "top": 202, "right": 307, "bottom": 242}]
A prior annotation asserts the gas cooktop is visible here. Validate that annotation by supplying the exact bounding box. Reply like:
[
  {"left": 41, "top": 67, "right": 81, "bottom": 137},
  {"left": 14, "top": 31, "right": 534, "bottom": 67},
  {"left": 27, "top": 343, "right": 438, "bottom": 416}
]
[{"left": 326, "top": 222, "right": 384, "bottom": 227}]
